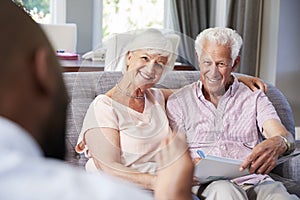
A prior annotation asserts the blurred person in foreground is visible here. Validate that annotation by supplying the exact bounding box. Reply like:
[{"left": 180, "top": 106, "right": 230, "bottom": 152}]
[
  {"left": 167, "top": 27, "right": 298, "bottom": 200},
  {"left": 0, "top": 1, "right": 195, "bottom": 199}
]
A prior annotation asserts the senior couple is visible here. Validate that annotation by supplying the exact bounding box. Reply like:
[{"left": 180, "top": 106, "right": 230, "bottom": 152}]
[{"left": 76, "top": 28, "right": 297, "bottom": 199}]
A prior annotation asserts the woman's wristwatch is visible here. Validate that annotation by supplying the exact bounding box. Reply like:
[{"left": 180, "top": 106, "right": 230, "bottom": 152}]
[{"left": 279, "top": 135, "right": 295, "bottom": 156}]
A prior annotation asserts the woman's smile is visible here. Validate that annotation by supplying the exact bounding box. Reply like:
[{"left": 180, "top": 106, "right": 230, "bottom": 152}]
[{"left": 139, "top": 70, "right": 154, "bottom": 81}]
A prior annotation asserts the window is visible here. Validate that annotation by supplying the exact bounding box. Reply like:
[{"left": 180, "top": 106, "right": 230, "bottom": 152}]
[
  {"left": 16, "top": 0, "right": 165, "bottom": 53},
  {"left": 16, "top": 0, "right": 66, "bottom": 24},
  {"left": 17, "top": 0, "right": 50, "bottom": 23},
  {"left": 102, "top": 0, "right": 164, "bottom": 41}
]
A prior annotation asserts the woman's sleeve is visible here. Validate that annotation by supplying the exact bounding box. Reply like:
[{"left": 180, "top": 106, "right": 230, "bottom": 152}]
[
  {"left": 76, "top": 96, "right": 119, "bottom": 153},
  {"left": 88, "top": 97, "right": 118, "bottom": 130}
]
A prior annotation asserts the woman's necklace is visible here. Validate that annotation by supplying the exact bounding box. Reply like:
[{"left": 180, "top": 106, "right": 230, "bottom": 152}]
[{"left": 115, "top": 84, "right": 145, "bottom": 99}]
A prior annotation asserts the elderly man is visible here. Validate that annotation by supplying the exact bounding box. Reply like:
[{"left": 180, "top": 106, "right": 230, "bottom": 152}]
[
  {"left": 0, "top": 1, "right": 195, "bottom": 200},
  {"left": 167, "top": 27, "right": 298, "bottom": 200}
]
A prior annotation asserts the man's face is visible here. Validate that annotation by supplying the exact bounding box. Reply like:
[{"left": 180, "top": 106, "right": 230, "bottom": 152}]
[{"left": 198, "top": 41, "right": 235, "bottom": 96}]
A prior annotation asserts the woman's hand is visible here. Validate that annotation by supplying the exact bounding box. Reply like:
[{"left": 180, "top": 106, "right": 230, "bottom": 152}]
[
  {"left": 238, "top": 76, "right": 267, "bottom": 93},
  {"left": 192, "top": 176, "right": 200, "bottom": 186},
  {"left": 193, "top": 157, "right": 201, "bottom": 165}
]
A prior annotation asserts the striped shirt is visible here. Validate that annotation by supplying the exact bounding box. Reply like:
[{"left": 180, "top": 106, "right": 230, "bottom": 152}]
[{"left": 166, "top": 75, "right": 280, "bottom": 160}]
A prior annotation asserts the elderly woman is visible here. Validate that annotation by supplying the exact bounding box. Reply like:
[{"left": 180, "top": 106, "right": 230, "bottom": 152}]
[{"left": 75, "top": 29, "right": 265, "bottom": 191}]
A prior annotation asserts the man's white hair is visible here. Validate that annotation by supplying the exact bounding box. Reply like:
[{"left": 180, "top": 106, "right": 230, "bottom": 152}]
[{"left": 195, "top": 27, "right": 243, "bottom": 65}]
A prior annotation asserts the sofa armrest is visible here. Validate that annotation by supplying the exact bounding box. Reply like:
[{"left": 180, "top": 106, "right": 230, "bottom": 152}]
[{"left": 272, "top": 140, "right": 300, "bottom": 182}]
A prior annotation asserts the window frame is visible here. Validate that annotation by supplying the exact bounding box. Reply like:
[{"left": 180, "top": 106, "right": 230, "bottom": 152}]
[{"left": 50, "top": 0, "right": 66, "bottom": 24}]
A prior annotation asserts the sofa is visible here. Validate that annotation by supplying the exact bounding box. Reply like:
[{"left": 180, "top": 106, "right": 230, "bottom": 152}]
[{"left": 63, "top": 71, "right": 300, "bottom": 195}]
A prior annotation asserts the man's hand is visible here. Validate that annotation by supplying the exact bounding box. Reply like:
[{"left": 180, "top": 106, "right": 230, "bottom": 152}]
[{"left": 240, "top": 136, "right": 286, "bottom": 174}]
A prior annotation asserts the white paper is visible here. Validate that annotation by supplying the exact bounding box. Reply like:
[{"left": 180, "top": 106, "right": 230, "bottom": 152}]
[{"left": 194, "top": 155, "right": 250, "bottom": 184}]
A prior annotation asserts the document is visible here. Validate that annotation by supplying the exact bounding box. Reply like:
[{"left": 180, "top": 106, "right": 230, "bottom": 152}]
[{"left": 194, "top": 155, "right": 250, "bottom": 184}]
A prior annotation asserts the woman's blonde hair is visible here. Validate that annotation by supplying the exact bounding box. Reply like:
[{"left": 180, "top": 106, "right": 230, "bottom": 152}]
[{"left": 120, "top": 29, "right": 175, "bottom": 73}]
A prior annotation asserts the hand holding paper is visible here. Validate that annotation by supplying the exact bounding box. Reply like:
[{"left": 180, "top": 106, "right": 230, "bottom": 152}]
[{"left": 193, "top": 151, "right": 250, "bottom": 184}]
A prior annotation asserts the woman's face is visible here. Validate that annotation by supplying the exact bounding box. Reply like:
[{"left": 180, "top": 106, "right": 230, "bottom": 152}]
[{"left": 126, "top": 49, "right": 168, "bottom": 89}]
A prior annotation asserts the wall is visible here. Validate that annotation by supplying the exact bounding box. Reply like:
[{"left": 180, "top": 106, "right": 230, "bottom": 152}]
[
  {"left": 260, "top": 0, "right": 300, "bottom": 132},
  {"left": 66, "top": 0, "right": 93, "bottom": 54},
  {"left": 276, "top": 0, "right": 300, "bottom": 127}
]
